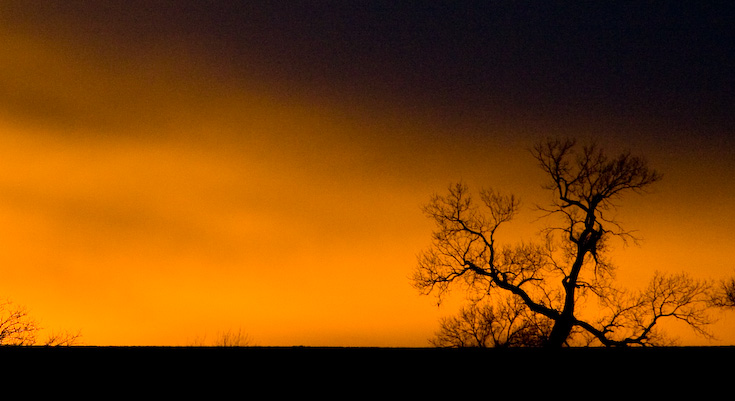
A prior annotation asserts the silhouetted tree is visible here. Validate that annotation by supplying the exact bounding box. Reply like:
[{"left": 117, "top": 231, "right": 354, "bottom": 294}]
[
  {"left": 712, "top": 276, "right": 735, "bottom": 308},
  {"left": 413, "top": 138, "right": 714, "bottom": 347},
  {"left": 190, "top": 327, "right": 253, "bottom": 347},
  {"left": 0, "top": 300, "right": 81, "bottom": 346},
  {"left": 0, "top": 300, "right": 38, "bottom": 345},
  {"left": 431, "top": 296, "right": 552, "bottom": 348},
  {"left": 214, "top": 328, "right": 252, "bottom": 347},
  {"left": 42, "top": 329, "right": 83, "bottom": 346}
]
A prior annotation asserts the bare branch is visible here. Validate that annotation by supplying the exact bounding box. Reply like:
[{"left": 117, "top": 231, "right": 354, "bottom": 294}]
[
  {"left": 415, "top": 138, "right": 713, "bottom": 348},
  {"left": 711, "top": 275, "right": 735, "bottom": 308},
  {"left": 584, "top": 272, "right": 714, "bottom": 346},
  {"left": 43, "top": 330, "right": 83, "bottom": 346},
  {"left": 0, "top": 300, "right": 39, "bottom": 346},
  {"left": 431, "top": 297, "right": 552, "bottom": 348},
  {"left": 0, "top": 299, "right": 83, "bottom": 346}
]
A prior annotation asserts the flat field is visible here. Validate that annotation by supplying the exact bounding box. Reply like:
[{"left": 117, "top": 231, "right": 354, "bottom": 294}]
[{"left": 3, "top": 346, "right": 730, "bottom": 394}]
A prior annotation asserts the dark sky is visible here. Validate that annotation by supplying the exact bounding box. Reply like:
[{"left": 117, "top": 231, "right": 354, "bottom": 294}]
[
  {"left": 5, "top": 1, "right": 734, "bottom": 133},
  {"left": 215, "top": 1, "right": 734, "bottom": 130}
]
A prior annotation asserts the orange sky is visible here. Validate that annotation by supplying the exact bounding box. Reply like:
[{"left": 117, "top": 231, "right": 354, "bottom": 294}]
[{"left": 0, "top": 2, "right": 733, "bottom": 346}]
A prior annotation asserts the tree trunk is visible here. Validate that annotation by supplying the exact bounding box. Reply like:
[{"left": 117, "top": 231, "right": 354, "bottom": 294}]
[
  {"left": 545, "top": 316, "right": 573, "bottom": 347},
  {"left": 545, "top": 222, "right": 596, "bottom": 347}
]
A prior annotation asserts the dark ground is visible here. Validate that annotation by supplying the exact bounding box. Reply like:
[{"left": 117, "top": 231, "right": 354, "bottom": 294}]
[{"left": 3, "top": 345, "right": 731, "bottom": 394}]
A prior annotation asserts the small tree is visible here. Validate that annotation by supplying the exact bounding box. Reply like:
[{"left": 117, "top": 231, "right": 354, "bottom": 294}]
[
  {"left": 0, "top": 300, "right": 81, "bottom": 346},
  {"left": 190, "top": 328, "right": 253, "bottom": 347},
  {"left": 431, "top": 296, "right": 552, "bottom": 348},
  {"left": 0, "top": 300, "right": 39, "bottom": 345},
  {"left": 712, "top": 276, "right": 735, "bottom": 308},
  {"left": 43, "top": 329, "right": 83, "bottom": 346},
  {"left": 214, "top": 328, "right": 252, "bottom": 347},
  {"left": 414, "top": 138, "right": 714, "bottom": 347}
]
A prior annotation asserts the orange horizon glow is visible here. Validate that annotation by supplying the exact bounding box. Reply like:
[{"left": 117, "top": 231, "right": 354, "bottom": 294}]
[{"left": 0, "top": 3, "right": 733, "bottom": 347}]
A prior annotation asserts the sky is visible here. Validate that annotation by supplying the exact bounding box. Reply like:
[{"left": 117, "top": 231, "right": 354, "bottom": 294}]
[{"left": 0, "top": 1, "right": 733, "bottom": 347}]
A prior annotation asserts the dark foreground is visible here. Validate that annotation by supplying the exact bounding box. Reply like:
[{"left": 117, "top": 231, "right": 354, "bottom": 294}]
[{"left": 4, "top": 346, "right": 731, "bottom": 394}]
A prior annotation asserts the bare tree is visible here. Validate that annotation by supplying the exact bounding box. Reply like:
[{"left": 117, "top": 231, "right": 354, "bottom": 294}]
[
  {"left": 431, "top": 296, "right": 552, "bottom": 348},
  {"left": 0, "top": 300, "right": 39, "bottom": 345},
  {"left": 42, "top": 330, "right": 83, "bottom": 346},
  {"left": 0, "top": 300, "right": 82, "bottom": 346},
  {"left": 413, "top": 138, "right": 714, "bottom": 347},
  {"left": 214, "top": 328, "right": 252, "bottom": 347},
  {"left": 190, "top": 327, "right": 253, "bottom": 347},
  {"left": 712, "top": 276, "right": 735, "bottom": 308}
]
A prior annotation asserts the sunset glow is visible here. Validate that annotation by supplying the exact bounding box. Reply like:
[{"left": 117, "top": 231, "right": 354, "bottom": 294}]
[{"left": 0, "top": 2, "right": 732, "bottom": 347}]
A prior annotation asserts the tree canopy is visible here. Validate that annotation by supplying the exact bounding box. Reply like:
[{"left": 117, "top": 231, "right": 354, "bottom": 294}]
[{"left": 413, "top": 138, "right": 714, "bottom": 347}]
